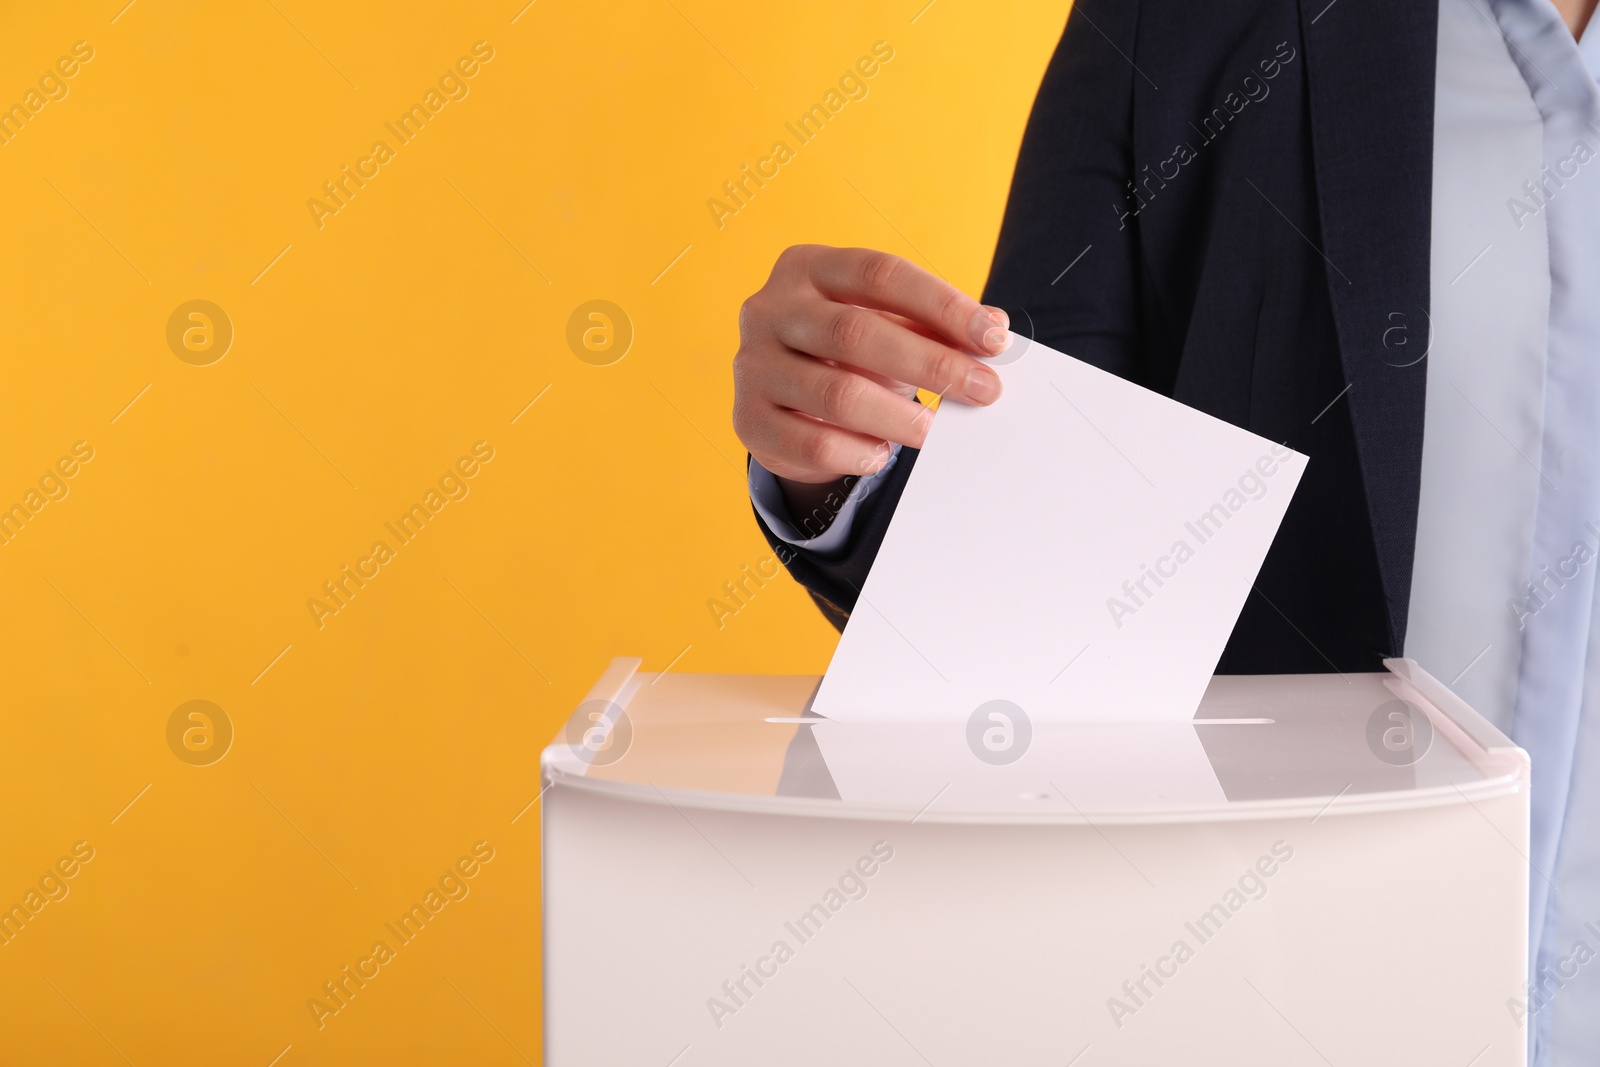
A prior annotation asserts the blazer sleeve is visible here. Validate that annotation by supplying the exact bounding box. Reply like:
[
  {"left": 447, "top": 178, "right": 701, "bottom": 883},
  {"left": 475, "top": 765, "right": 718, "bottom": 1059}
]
[{"left": 753, "top": 0, "right": 1145, "bottom": 631}]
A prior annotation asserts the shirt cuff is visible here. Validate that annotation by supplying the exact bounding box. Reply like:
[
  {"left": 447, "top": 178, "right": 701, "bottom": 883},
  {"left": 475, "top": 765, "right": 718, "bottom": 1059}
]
[{"left": 748, "top": 446, "right": 903, "bottom": 559}]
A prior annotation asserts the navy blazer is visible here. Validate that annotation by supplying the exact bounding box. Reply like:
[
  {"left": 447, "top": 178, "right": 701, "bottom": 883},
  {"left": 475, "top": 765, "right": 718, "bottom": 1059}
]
[{"left": 752, "top": 0, "right": 1438, "bottom": 674}]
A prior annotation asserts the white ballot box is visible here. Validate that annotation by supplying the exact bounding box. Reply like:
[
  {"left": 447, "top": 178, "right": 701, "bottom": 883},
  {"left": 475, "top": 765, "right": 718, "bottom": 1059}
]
[{"left": 542, "top": 658, "right": 1530, "bottom": 1066}]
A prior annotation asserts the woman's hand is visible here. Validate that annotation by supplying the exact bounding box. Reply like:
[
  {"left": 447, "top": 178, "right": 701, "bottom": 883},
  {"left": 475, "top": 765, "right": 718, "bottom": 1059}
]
[{"left": 731, "top": 244, "right": 1010, "bottom": 513}]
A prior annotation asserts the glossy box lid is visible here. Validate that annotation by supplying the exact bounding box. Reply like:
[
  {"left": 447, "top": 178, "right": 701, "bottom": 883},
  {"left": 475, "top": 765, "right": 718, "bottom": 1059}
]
[{"left": 540, "top": 658, "right": 1528, "bottom": 825}]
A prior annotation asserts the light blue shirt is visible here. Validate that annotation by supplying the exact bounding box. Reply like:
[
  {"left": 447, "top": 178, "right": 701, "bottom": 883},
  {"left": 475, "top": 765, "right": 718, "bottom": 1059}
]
[
  {"left": 1417, "top": 0, "right": 1600, "bottom": 1062},
  {"left": 753, "top": 3, "right": 1600, "bottom": 1060},
  {"left": 749, "top": 446, "right": 901, "bottom": 556}
]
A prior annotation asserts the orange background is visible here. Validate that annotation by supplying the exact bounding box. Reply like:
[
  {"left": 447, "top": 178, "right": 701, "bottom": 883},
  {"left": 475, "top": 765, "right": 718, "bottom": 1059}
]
[{"left": 0, "top": 0, "right": 1068, "bottom": 1062}]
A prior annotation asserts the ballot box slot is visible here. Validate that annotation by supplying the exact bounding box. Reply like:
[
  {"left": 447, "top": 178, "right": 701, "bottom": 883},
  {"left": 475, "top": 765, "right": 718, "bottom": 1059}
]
[{"left": 542, "top": 657, "right": 1527, "bottom": 824}]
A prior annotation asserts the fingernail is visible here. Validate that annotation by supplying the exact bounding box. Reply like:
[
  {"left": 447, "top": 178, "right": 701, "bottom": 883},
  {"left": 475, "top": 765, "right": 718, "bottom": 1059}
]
[
  {"left": 985, "top": 306, "right": 1010, "bottom": 329},
  {"left": 968, "top": 310, "right": 1008, "bottom": 351},
  {"left": 966, "top": 367, "right": 1001, "bottom": 404}
]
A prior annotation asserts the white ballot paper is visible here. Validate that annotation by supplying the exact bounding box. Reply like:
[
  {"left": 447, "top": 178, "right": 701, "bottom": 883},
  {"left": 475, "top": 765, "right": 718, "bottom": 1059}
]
[{"left": 811, "top": 336, "right": 1307, "bottom": 723}]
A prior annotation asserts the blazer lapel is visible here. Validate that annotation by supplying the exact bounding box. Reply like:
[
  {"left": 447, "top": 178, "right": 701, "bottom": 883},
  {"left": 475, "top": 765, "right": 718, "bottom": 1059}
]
[{"left": 1299, "top": 0, "right": 1439, "bottom": 653}]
